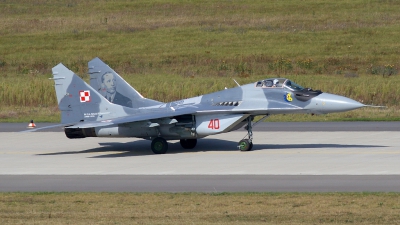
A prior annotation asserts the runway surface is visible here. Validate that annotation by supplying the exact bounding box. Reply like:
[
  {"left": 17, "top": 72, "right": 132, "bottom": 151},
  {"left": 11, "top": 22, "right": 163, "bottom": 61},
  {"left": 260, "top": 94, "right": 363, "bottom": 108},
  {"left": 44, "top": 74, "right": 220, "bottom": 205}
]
[
  {"left": 1, "top": 175, "right": 399, "bottom": 192},
  {"left": 1, "top": 122, "right": 400, "bottom": 192}
]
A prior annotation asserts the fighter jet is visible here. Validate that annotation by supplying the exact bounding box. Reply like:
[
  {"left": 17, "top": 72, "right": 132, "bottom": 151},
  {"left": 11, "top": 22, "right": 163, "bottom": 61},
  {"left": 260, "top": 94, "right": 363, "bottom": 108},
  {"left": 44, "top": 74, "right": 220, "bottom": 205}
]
[{"left": 51, "top": 62, "right": 366, "bottom": 154}]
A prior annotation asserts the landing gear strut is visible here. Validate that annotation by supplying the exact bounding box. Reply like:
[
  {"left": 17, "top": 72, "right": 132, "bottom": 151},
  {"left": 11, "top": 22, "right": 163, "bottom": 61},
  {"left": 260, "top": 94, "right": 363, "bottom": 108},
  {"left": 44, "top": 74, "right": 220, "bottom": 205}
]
[
  {"left": 151, "top": 137, "right": 168, "bottom": 154},
  {"left": 238, "top": 116, "right": 254, "bottom": 151},
  {"left": 237, "top": 115, "right": 269, "bottom": 151}
]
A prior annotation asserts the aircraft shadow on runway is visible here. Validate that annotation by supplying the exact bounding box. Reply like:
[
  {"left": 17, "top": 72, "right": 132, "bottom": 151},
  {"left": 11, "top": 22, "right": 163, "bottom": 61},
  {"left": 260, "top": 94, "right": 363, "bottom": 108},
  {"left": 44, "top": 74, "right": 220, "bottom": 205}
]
[{"left": 36, "top": 139, "right": 387, "bottom": 158}]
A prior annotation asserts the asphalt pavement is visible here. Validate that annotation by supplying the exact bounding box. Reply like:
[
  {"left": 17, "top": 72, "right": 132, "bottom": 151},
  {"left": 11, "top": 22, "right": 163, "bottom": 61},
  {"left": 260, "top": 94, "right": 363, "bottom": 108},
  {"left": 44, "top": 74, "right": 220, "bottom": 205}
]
[{"left": 1, "top": 122, "right": 399, "bottom": 192}]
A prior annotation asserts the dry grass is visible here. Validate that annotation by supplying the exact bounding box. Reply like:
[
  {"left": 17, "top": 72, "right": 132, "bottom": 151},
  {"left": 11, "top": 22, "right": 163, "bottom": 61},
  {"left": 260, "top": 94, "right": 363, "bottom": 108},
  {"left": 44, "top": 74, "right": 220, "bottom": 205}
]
[
  {"left": 1, "top": 73, "right": 400, "bottom": 122},
  {"left": 0, "top": 106, "right": 59, "bottom": 122},
  {"left": 1, "top": 192, "right": 400, "bottom": 224},
  {"left": 2, "top": 72, "right": 400, "bottom": 108}
]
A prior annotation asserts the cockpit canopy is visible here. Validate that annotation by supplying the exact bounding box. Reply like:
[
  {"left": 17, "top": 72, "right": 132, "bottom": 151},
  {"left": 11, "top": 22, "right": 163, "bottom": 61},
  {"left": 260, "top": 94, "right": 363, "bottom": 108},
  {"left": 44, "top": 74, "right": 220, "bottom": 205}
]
[
  {"left": 255, "top": 78, "right": 304, "bottom": 91},
  {"left": 255, "top": 78, "right": 322, "bottom": 101}
]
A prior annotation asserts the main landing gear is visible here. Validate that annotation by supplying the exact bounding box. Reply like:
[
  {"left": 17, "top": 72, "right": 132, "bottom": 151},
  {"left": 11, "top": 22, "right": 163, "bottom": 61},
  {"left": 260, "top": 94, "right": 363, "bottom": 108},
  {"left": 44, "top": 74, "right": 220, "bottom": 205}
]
[
  {"left": 151, "top": 137, "right": 168, "bottom": 154},
  {"left": 237, "top": 115, "right": 269, "bottom": 151},
  {"left": 150, "top": 138, "right": 198, "bottom": 154}
]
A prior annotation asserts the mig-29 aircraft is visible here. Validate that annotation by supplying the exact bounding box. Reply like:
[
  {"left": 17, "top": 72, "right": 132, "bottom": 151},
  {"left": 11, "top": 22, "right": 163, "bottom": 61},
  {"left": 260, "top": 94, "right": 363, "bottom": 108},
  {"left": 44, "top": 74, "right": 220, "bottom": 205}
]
[{"left": 52, "top": 60, "right": 366, "bottom": 154}]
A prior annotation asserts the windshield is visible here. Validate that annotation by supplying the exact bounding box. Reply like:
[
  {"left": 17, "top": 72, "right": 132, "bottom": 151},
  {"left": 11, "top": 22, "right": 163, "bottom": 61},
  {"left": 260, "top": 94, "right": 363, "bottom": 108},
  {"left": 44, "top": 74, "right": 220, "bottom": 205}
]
[
  {"left": 284, "top": 80, "right": 304, "bottom": 91},
  {"left": 256, "top": 78, "right": 286, "bottom": 88}
]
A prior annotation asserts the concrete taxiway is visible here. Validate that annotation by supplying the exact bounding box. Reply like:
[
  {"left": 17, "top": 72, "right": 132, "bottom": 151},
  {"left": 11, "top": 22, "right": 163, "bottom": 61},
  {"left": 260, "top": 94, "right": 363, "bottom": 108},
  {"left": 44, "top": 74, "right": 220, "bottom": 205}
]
[{"left": 1, "top": 122, "right": 400, "bottom": 192}]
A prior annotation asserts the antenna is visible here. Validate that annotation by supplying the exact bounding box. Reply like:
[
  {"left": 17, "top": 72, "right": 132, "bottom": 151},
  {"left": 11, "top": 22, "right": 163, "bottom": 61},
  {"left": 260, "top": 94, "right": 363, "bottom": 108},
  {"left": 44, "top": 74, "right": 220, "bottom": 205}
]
[{"left": 233, "top": 79, "right": 241, "bottom": 87}]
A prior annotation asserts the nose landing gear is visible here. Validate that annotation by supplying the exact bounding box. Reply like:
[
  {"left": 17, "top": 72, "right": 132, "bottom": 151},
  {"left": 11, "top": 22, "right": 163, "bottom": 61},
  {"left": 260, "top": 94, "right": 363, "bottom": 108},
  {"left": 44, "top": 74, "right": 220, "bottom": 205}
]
[
  {"left": 238, "top": 138, "right": 253, "bottom": 151},
  {"left": 237, "top": 115, "right": 269, "bottom": 151}
]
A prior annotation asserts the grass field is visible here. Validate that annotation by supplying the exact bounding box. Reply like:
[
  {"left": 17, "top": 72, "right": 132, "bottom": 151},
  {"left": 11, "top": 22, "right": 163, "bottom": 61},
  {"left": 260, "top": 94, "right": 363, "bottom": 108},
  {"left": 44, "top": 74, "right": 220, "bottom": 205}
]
[
  {"left": 1, "top": 0, "right": 400, "bottom": 122},
  {"left": 1, "top": 192, "right": 400, "bottom": 224}
]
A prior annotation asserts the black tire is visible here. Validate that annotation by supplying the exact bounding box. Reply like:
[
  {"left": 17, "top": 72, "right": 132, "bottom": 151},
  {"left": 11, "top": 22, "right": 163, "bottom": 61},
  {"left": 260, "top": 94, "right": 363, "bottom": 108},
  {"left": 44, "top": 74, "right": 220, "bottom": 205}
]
[
  {"left": 238, "top": 139, "right": 251, "bottom": 151},
  {"left": 249, "top": 142, "right": 253, "bottom": 151},
  {"left": 180, "top": 139, "right": 197, "bottom": 149},
  {"left": 151, "top": 137, "right": 168, "bottom": 154}
]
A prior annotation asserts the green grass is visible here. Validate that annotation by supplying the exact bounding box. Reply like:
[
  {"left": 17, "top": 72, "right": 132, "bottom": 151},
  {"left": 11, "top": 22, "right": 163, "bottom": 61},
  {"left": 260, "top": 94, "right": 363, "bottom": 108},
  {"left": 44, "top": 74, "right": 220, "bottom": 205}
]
[
  {"left": 1, "top": 192, "right": 400, "bottom": 224},
  {"left": 1, "top": 0, "right": 400, "bottom": 122}
]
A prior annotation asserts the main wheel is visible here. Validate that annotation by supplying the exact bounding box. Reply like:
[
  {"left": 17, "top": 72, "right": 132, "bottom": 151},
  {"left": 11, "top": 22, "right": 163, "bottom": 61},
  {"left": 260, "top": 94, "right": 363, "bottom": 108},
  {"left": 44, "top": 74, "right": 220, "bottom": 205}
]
[
  {"left": 238, "top": 139, "right": 252, "bottom": 151},
  {"left": 151, "top": 137, "right": 168, "bottom": 154},
  {"left": 180, "top": 139, "right": 197, "bottom": 149}
]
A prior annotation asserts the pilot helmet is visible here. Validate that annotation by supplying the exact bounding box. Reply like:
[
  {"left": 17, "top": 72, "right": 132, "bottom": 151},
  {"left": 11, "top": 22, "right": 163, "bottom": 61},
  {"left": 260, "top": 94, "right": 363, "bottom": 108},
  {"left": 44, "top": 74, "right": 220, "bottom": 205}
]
[{"left": 273, "top": 79, "right": 279, "bottom": 85}]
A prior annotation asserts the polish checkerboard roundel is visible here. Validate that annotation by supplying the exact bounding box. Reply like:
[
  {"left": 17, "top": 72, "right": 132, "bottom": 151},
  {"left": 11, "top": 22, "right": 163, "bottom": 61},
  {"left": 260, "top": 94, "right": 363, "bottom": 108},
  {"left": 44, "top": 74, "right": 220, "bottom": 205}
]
[{"left": 79, "top": 90, "right": 91, "bottom": 102}]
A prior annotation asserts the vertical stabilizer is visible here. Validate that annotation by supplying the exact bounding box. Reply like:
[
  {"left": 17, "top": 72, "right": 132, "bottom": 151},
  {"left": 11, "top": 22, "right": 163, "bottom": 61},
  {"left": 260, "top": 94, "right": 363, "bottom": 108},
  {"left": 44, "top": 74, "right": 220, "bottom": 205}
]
[
  {"left": 52, "top": 63, "right": 132, "bottom": 124},
  {"left": 88, "top": 57, "right": 162, "bottom": 108}
]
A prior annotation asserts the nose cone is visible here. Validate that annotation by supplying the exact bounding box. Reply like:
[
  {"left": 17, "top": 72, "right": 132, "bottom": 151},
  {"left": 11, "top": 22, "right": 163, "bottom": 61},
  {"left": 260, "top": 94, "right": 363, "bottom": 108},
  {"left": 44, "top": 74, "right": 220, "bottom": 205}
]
[{"left": 306, "top": 93, "right": 365, "bottom": 114}]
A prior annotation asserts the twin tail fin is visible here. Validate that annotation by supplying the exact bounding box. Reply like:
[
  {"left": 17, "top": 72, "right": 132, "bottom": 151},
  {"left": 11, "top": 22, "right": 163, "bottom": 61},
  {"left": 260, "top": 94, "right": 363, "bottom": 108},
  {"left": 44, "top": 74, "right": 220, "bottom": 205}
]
[
  {"left": 88, "top": 57, "right": 162, "bottom": 108},
  {"left": 51, "top": 63, "right": 132, "bottom": 124}
]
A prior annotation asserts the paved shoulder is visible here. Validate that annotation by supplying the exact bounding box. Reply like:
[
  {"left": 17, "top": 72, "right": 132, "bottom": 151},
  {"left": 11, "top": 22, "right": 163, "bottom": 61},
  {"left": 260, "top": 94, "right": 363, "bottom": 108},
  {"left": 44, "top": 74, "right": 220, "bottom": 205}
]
[{"left": 1, "top": 175, "right": 400, "bottom": 192}]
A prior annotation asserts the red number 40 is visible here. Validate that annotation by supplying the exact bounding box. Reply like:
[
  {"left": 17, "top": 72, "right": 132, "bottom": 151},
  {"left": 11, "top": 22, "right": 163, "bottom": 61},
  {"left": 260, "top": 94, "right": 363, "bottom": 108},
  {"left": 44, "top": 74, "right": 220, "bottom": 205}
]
[{"left": 208, "top": 119, "right": 220, "bottom": 129}]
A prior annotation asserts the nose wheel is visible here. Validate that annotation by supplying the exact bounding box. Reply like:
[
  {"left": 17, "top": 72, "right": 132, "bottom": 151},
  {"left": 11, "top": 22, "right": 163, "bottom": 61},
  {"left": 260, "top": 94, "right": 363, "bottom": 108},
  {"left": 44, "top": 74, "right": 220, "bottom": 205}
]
[{"left": 238, "top": 139, "right": 253, "bottom": 151}]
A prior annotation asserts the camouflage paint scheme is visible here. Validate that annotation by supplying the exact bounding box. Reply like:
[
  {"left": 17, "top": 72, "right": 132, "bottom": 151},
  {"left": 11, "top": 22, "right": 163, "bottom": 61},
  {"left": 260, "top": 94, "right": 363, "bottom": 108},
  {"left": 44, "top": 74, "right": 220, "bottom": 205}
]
[{"left": 51, "top": 58, "right": 365, "bottom": 154}]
